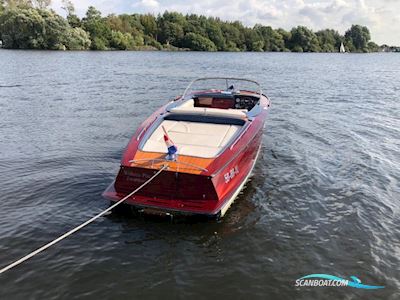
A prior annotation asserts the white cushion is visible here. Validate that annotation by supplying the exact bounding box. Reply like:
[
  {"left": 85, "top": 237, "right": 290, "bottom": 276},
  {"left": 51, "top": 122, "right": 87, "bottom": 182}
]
[
  {"left": 141, "top": 120, "right": 241, "bottom": 158},
  {"left": 169, "top": 99, "right": 247, "bottom": 119}
]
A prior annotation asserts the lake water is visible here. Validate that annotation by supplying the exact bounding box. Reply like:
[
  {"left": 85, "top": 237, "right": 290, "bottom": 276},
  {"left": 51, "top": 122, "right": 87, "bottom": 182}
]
[{"left": 0, "top": 50, "right": 399, "bottom": 299}]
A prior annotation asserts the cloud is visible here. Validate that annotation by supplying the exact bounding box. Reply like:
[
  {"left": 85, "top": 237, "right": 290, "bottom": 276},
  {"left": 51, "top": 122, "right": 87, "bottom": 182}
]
[
  {"left": 134, "top": 0, "right": 160, "bottom": 9},
  {"left": 51, "top": 0, "right": 400, "bottom": 45}
]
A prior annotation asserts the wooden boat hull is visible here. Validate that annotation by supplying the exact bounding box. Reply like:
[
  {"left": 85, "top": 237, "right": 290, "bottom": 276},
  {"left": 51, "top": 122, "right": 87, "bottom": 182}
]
[
  {"left": 103, "top": 123, "right": 265, "bottom": 217},
  {"left": 103, "top": 134, "right": 261, "bottom": 216},
  {"left": 103, "top": 80, "right": 270, "bottom": 217}
]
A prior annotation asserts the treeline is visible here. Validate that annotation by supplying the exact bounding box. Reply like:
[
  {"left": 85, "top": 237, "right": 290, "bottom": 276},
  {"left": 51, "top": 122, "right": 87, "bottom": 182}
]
[{"left": 0, "top": 0, "right": 386, "bottom": 52}]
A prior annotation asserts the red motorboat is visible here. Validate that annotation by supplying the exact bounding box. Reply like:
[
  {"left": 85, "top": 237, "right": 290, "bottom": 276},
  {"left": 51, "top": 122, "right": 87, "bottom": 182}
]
[{"left": 103, "top": 77, "right": 271, "bottom": 218}]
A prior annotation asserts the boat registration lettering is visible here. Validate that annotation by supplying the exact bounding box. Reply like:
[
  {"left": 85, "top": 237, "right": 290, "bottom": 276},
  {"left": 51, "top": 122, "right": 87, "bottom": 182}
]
[{"left": 224, "top": 166, "right": 239, "bottom": 183}]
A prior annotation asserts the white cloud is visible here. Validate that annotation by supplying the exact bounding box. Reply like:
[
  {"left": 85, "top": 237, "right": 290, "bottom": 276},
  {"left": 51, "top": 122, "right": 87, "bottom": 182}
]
[
  {"left": 51, "top": 0, "right": 400, "bottom": 45},
  {"left": 135, "top": 0, "right": 160, "bottom": 9}
]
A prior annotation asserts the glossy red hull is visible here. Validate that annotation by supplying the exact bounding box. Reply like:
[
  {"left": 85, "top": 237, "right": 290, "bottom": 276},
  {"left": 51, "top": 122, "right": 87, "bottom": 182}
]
[{"left": 103, "top": 79, "right": 271, "bottom": 217}]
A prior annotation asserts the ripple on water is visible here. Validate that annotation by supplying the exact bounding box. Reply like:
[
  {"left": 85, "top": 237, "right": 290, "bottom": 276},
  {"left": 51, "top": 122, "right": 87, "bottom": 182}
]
[{"left": 0, "top": 52, "right": 399, "bottom": 299}]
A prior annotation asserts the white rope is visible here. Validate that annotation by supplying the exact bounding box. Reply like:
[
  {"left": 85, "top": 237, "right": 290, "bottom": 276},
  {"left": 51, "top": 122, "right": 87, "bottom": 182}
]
[{"left": 0, "top": 165, "right": 167, "bottom": 275}]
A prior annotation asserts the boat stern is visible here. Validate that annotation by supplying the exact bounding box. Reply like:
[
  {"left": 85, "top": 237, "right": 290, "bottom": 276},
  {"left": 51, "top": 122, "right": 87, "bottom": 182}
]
[{"left": 102, "top": 165, "right": 223, "bottom": 216}]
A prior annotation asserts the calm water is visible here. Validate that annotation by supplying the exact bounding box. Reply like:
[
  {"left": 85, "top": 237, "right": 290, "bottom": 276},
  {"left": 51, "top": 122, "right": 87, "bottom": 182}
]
[{"left": 0, "top": 50, "right": 399, "bottom": 299}]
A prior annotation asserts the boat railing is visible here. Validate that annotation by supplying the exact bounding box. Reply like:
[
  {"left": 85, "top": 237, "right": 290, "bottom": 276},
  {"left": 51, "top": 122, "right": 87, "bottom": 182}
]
[
  {"left": 181, "top": 77, "right": 263, "bottom": 100},
  {"left": 128, "top": 158, "right": 208, "bottom": 172}
]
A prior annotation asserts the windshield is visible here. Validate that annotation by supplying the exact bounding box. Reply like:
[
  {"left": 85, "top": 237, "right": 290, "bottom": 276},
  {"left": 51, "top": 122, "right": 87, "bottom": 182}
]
[{"left": 182, "top": 77, "right": 262, "bottom": 100}]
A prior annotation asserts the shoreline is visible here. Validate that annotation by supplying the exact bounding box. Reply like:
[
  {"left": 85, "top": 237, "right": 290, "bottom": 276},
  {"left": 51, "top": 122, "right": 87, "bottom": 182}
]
[
  {"left": 1, "top": 8, "right": 398, "bottom": 53},
  {"left": 0, "top": 48, "right": 398, "bottom": 53}
]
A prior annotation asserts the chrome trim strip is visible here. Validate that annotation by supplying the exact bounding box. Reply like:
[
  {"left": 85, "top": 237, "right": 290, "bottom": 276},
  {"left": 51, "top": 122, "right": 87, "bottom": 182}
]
[
  {"left": 230, "top": 122, "right": 252, "bottom": 150},
  {"left": 211, "top": 127, "right": 263, "bottom": 177}
]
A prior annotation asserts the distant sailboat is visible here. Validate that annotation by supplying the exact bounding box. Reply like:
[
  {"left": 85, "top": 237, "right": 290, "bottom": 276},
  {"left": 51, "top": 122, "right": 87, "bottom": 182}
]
[{"left": 340, "top": 42, "right": 345, "bottom": 53}]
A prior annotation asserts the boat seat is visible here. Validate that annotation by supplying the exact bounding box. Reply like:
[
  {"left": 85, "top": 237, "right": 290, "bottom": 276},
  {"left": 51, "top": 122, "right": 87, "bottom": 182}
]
[
  {"left": 170, "top": 99, "right": 247, "bottom": 120},
  {"left": 141, "top": 120, "right": 241, "bottom": 158}
]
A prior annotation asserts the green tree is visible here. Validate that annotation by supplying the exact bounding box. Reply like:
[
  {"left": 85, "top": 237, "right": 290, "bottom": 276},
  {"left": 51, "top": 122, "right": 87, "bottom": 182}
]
[
  {"left": 254, "top": 25, "right": 285, "bottom": 51},
  {"left": 143, "top": 34, "right": 162, "bottom": 49},
  {"left": 289, "top": 26, "right": 321, "bottom": 52},
  {"left": 82, "top": 6, "right": 111, "bottom": 50},
  {"left": 205, "top": 19, "right": 226, "bottom": 50},
  {"left": 110, "top": 30, "right": 134, "bottom": 50},
  {"left": 160, "top": 11, "right": 186, "bottom": 26},
  {"left": 0, "top": 7, "right": 70, "bottom": 49},
  {"left": 126, "top": 14, "right": 143, "bottom": 33},
  {"left": 367, "top": 41, "right": 379, "bottom": 52},
  {"left": 65, "top": 27, "right": 90, "bottom": 50},
  {"left": 3, "top": 0, "right": 32, "bottom": 9},
  {"left": 316, "top": 29, "right": 341, "bottom": 52},
  {"left": 276, "top": 28, "right": 291, "bottom": 51},
  {"left": 157, "top": 20, "right": 183, "bottom": 46},
  {"left": 66, "top": 13, "right": 80, "bottom": 27},
  {"left": 61, "top": 0, "right": 80, "bottom": 27},
  {"left": 220, "top": 22, "right": 243, "bottom": 50},
  {"left": 345, "top": 24, "right": 371, "bottom": 52},
  {"left": 106, "top": 14, "right": 134, "bottom": 34},
  {"left": 243, "top": 28, "right": 263, "bottom": 51},
  {"left": 184, "top": 14, "right": 207, "bottom": 36},
  {"left": 39, "top": 9, "right": 69, "bottom": 49},
  {"left": 0, "top": 8, "right": 45, "bottom": 48},
  {"left": 232, "top": 21, "right": 247, "bottom": 50},
  {"left": 91, "top": 37, "right": 106, "bottom": 50},
  {"left": 224, "top": 41, "right": 240, "bottom": 51},
  {"left": 140, "top": 14, "right": 157, "bottom": 38},
  {"left": 157, "top": 11, "right": 187, "bottom": 46},
  {"left": 0, "top": 5, "right": 384, "bottom": 52},
  {"left": 106, "top": 14, "right": 123, "bottom": 31},
  {"left": 182, "top": 32, "right": 216, "bottom": 51}
]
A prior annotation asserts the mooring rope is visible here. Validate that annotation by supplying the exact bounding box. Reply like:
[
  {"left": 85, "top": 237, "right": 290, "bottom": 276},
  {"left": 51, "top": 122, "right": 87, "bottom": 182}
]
[{"left": 0, "top": 165, "right": 167, "bottom": 275}]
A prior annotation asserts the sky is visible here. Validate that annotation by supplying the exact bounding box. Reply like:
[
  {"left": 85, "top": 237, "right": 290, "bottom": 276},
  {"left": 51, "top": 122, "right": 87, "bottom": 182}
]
[{"left": 52, "top": 0, "right": 400, "bottom": 45}]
